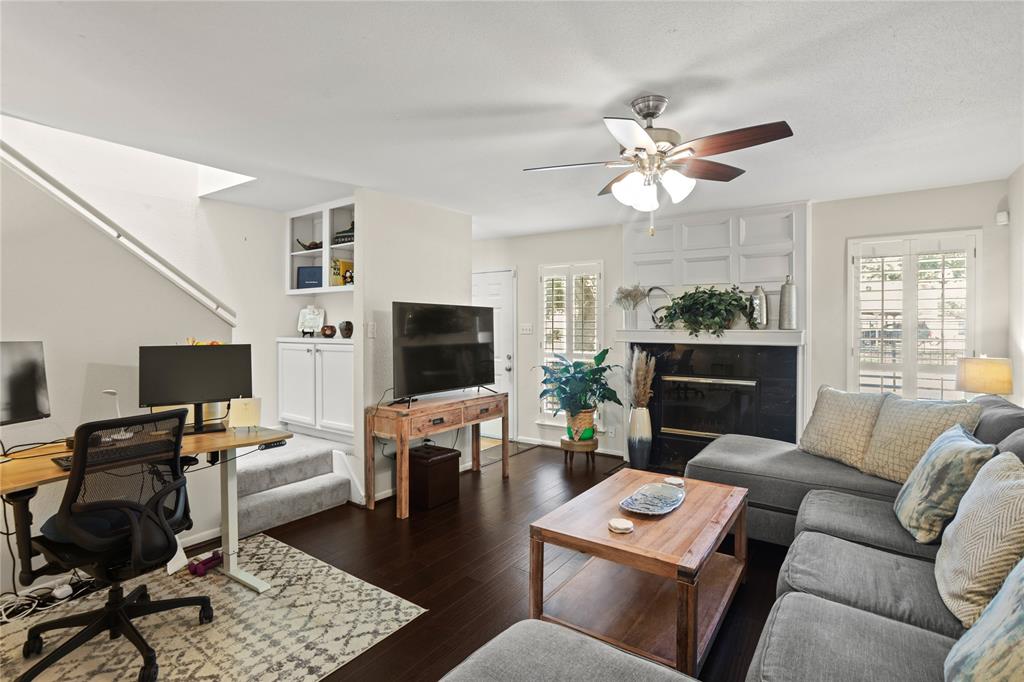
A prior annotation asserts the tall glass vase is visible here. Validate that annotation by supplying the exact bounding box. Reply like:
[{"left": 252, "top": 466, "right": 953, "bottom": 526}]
[{"left": 627, "top": 407, "right": 652, "bottom": 470}]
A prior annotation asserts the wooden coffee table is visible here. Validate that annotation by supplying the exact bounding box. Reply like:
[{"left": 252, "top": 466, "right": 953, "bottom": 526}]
[{"left": 529, "top": 469, "right": 748, "bottom": 676}]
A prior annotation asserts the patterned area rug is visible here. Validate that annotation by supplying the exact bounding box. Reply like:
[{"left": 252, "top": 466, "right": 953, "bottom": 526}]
[{"left": 1, "top": 534, "right": 424, "bottom": 681}]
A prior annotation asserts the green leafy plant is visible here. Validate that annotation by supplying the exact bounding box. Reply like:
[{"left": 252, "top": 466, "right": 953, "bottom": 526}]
[
  {"left": 539, "top": 348, "right": 622, "bottom": 416},
  {"left": 661, "top": 285, "right": 755, "bottom": 337}
]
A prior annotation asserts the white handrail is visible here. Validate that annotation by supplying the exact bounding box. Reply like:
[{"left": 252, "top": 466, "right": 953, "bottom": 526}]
[{"left": 1, "top": 141, "right": 238, "bottom": 326}]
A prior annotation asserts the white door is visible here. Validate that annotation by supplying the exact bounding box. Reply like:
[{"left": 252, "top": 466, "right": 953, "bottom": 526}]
[
  {"left": 316, "top": 344, "right": 355, "bottom": 434},
  {"left": 278, "top": 343, "right": 316, "bottom": 426},
  {"left": 472, "top": 269, "right": 516, "bottom": 439}
]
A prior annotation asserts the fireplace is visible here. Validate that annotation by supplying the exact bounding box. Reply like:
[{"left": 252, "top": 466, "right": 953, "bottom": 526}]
[{"left": 632, "top": 343, "right": 798, "bottom": 474}]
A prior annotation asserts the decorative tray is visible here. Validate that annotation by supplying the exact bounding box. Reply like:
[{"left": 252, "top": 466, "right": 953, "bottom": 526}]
[{"left": 619, "top": 482, "right": 685, "bottom": 516}]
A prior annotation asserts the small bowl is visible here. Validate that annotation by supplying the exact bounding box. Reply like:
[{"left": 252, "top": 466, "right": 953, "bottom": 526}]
[
  {"left": 608, "top": 518, "right": 634, "bottom": 534},
  {"left": 663, "top": 476, "right": 685, "bottom": 488}
]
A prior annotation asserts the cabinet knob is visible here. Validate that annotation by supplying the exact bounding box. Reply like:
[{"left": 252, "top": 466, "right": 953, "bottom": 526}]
[{"left": 306, "top": 348, "right": 312, "bottom": 354}]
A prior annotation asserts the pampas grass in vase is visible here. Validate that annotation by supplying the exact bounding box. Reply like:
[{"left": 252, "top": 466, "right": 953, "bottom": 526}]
[{"left": 626, "top": 349, "right": 656, "bottom": 469}]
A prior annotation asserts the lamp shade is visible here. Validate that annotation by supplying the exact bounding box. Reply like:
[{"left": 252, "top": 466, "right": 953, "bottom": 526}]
[{"left": 956, "top": 357, "right": 1013, "bottom": 395}]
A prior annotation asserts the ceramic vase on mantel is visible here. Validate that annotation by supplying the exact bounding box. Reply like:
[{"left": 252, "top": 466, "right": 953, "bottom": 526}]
[{"left": 627, "top": 407, "right": 652, "bottom": 470}]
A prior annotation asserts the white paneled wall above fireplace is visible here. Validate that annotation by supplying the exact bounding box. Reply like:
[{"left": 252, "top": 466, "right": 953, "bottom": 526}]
[{"left": 623, "top": 202, "right": 809, "bottom": 331}]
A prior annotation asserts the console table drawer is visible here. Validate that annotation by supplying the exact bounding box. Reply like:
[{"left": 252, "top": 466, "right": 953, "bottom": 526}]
[
  {"left": 410, "top": 408, "right": 464, "bottom": 437},
  {"left": 464, "top": 399, "right": 504, "bottom": 423}
]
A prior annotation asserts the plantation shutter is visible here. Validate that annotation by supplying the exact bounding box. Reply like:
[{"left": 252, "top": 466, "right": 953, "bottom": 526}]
[{"left": 849, "top": 232, "right": 977, "bottom": 399}]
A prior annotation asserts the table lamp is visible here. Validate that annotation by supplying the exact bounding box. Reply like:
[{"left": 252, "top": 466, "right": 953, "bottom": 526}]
[
  {"left": 228, "top": 397, "right": 261, "bottom": 431},
  {"left": 956, "top": 357, "right": 1013, "bottom": 396}
]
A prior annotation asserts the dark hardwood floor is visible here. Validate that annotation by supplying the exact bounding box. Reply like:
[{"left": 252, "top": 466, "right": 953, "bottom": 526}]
[{"left": 264, "top": 445, "right": 786, "bottom": 681}]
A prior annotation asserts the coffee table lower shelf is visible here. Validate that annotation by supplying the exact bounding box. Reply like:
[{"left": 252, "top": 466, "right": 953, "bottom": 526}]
[{"left": 539, "top": 551, "right": 744, "bottom": 673}]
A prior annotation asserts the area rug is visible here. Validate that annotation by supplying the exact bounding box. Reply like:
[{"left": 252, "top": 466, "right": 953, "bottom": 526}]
[{"left": 1, "top": 534, "right": 425, "bottom": 681}]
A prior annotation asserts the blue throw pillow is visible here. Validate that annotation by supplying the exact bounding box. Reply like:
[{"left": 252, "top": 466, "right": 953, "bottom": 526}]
[
  {"left": 894, "top": 424, "right": 997, "bottom": 544},
  {"left": 945, "top": 557, "right": 1024, "bottom": 681}
]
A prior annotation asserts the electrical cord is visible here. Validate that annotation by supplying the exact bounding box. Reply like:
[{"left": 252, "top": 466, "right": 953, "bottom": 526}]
[
  {"left": 181, "top": 446, "right": 261, "bottom": 474},
  {"left": 2, "top": 438, "right": 67, "bottom": 458}
]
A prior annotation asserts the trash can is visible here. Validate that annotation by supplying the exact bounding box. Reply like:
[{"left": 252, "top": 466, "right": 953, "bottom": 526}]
[{"left": 410, "top": 443, "right": 460, "bottom": 510}]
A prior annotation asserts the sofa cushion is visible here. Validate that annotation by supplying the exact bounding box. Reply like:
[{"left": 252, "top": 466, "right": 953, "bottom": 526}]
[
  {"left": 972, "top": 394, "right": 1024, "bottom": 444},
  {"left": 777, "top": 532, "right": 963, "bottom": 638},
  {"left": 944, "top": 557, "right": 1024, "bottom": 681},
  {"left": 745, "top": 592, "right": 955, "bottom": 682},
  {"left": 997, "top": 427, "right": 1024, "bottom": 462},
  {"left": 685, "top": 435, "right": 902, "bottom": 516},
  {"left": 798, "top": 386, "right": 888, "bottom": 469},
  {"left": 893, "top": 424, "right": 997, "bottom": 544},
  {"left": 440, "top": 620, "right": 694, "bottom": 682},
  {"left": 936, "top": 452, "right": 1024, "bottom": 628},
  {"left": 796, "top": 490, "right": 939, "bottom": 560},
  {"left": 863, "top": 398, "right": 983, "bottom": 483}
]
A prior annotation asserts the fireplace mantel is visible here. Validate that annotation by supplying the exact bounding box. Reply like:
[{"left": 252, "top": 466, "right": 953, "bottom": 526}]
[{"left": 615, "top": 329, "right": 805, "bottom": 347}]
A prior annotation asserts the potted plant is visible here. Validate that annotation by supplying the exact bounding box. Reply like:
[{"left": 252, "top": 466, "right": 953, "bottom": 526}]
[
  {"left": 539, "top": 348, "right": 622, "bottom": 441},
  {"left": 626, "top": 348, "right": 656, "bottom": 469},
  {"left": 660, "top": 285, "right": 756, "bottom": 337}
]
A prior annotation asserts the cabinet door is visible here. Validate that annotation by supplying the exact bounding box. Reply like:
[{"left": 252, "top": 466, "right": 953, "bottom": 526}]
[
  {"left": 278, "top": 343, "right": 317, "bottom": 426},
  {"left": 316, "top": 344, "right": 354, "bottom": 434}
]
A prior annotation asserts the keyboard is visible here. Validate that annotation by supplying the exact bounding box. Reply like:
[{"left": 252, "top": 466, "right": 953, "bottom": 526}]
[{"left": 51, "top": 439, "right": 176, "bottom": 471}]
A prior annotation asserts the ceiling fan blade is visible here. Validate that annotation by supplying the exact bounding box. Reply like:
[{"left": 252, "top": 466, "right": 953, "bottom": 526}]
[
  {"left": 670, "top": 158, "right": 746, "bottom": 182},
  {"left": 523, "top": 161, "right": 621, "bottom": 172},
  {"left": 604, "top": 117, "right": 657, "bottom": 153},
  {"left": 666, "top": 121, "right": 793, "bottom": 160},
  {"left": 598, "top": 170, "right": 633, "bottom": 196}
]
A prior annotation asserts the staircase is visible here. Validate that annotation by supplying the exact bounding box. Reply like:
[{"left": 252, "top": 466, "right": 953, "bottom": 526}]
[{"left": 237, "top": 433, "right": 350, "bottom": 537}]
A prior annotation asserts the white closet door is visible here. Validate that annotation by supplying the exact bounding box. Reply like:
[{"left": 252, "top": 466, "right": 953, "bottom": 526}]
[
  {"left": 278, "top": 343, "right": 316, "bottom": 426},
  {"left": 316, "top": 344, "right": 355, "bottom": 434}
]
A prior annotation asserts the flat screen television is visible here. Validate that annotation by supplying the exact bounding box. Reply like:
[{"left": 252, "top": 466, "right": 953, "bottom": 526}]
[{"left": 392, "top": 302, "right": 494, "bottom": 400}]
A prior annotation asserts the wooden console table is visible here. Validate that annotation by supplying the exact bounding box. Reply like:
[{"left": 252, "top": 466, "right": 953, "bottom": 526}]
[{"left": 365, "top": 392, "right": 509, "bottom": 519}]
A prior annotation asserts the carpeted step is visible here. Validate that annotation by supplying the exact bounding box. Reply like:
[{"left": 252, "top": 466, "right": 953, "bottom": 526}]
[
  {"left": 238, "top": 471, "right": 351, "bottom": 538},
  {"left": 237, "top": 433, "right": 342, "bottom": 497}
]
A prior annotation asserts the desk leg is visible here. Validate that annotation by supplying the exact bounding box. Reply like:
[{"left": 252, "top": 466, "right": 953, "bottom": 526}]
[
  {"left": 396, "top": 423, "right": 410, "bottom": 519},
  {"left": 364, "top": 411, "right": 376, "bottom": 510},
  {"left": 218, "top": 448, "right": 271, "bottom": 593},
  {"left": 501, "top": 401, "right": 510, "bottom": 479},
  {"left": 471, "top": 423, "right": 481, "bottom": 472}
]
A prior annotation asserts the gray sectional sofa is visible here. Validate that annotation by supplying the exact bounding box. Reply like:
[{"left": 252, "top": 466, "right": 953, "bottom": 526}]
[{"left": 443, "top": 395, "right": 1024, "bottom": 682}]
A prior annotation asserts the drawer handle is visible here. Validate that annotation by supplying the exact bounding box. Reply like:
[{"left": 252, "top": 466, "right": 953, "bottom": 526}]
[
  {"left": 431, "top": 417, "right": 445, "bottom": 425},
  {"left": 479, "top": 407, "right": 490, "bottom": 414}
]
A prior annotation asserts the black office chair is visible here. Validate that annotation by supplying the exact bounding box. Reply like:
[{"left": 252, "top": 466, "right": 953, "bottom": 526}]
[{"left": 17, "top": 409, "right": 213, "bottom": 682}]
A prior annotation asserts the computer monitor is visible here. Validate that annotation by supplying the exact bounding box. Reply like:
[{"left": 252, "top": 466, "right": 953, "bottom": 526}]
[
  {"left": 139, "top": 344, "right": 252, "bottom": 432},
  {"left": 1, "top": 341, "right": 51, "bottom": 426}
]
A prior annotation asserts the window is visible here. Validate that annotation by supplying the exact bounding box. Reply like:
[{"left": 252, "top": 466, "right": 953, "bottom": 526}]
[
  {"left": 848, "top": 231, "right": 979, "bottom": 400},
  {"left": 539, "top": 262, "right": 602, "bottom": 415}
]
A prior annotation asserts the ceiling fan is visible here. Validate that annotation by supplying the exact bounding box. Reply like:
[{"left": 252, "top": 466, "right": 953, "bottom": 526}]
[{"left": 524, "top": 95, "right": 793, "bottom": 212}]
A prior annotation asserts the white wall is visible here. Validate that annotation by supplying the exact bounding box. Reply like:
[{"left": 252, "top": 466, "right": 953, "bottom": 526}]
[
  {"left": 809, "top": 180, "right": 1010, "bottom": 393},
  {"left": 472, "top": 224, "right": 627, "bottom": 457},
  {"left": 353, "top": 189, "right": 473, "bottom": 500},
  {"left": 1008, "top": 165, "right": 1024, "bottom": 405},
  {"left": 0, "top": 163, "right": 231, "bottom": 593}
]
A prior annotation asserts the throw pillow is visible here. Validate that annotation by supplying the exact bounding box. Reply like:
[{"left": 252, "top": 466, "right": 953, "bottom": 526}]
[
  {"left": 893, "top": 424, "right": 997, "bottom": 543},
  {"left": 935, "top": 453, "right": 1024, "bottom": 628},
  {"left": 971, "top": 394, "right": 1024, "bottom": 445},
  {"left": 798, "top": 386, "right": 889, "bottom": 469},
  {"left": 944, "top": 557, "right": 1024, "bottom": 681},
  {"left": 863, "top": 398, "right": 983, "bottom": 483},
  {"left": 997, "top": 427, "right": 1024, "bottom": 465}
]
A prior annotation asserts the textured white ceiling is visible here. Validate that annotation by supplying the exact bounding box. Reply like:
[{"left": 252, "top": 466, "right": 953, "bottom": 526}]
[{"left": 2, "top": 2, "right": 1021, "bottom": 238}]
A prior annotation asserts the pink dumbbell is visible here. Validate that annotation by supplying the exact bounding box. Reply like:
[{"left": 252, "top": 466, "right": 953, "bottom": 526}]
[{"left": 188, "top": 551, "right": 223, "bottom": 577}]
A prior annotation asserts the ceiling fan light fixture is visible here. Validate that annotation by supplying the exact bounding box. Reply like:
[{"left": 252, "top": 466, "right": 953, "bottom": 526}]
[
  {"left": 611, "top": 170, "right": 644, "bottom": 205},
  {"left": 660, "top": 169, "right": 697, "bottom": 204},
  {"left": 630, "top": 182, "right": 659, "bottom": 212}
]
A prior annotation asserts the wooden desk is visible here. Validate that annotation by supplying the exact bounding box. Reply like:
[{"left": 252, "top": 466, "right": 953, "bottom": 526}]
[
  {"left": 1, "top": 427, "right": 291, "bottom": 593},
  {"left": 365, "top": 393, "right": 509, "bottom": 519}
]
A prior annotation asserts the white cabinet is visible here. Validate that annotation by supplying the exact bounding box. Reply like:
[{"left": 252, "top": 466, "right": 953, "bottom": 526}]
[
  {"left": 278, "top": 339, "right": 354, "bottom": 435},
  {"left": 278, "top": 343, "right": 317, "bottom": 426},
  {"left": 316, "top": 344, "right": 355, "bottom": 434}
]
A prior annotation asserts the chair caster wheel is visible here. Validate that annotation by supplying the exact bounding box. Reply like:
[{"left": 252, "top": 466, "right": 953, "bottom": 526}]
[
  {"left": 138, "top": 662, "right": 158, "bottom": 682},
  {"left": 22, "top": 634, "right": 43, "bottom": 658},
  {"left": 199, "top": 604, "right": 214, "bottom": 625}
]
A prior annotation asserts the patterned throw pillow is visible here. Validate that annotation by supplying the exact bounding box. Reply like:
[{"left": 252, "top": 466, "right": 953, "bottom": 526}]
[
  {"left": 894, "top": 425, "right": 997, "bottom": 543},
  {"left": 798, "top": 386, "right": 889, "bottom": 469},
  {"left": 944, "top": 557, "right": 1024, "bottom": 681},
  {"left": 935, "top": 453, "right": 1024, "bottom": 628},
  {"left": 863, "top": 398, "right": 983, "bottom": 483}
]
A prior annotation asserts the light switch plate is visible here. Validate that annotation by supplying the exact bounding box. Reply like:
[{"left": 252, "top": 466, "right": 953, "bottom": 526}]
[
  {"left": 367, "top": 322, "right": 377, "bottom": 339},
  {"left": 519, "top": 323, "right": 534, "bottom": 335}
]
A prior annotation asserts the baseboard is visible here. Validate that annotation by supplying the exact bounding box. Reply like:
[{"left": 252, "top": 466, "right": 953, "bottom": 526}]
[{"left": 515, "top": 435, "right": 626, "bottom": 459}]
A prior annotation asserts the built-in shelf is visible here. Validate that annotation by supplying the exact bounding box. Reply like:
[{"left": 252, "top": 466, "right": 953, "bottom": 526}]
[
  {"left": 330, "top": 242, "right": 355, "bottom": 249},
  {"left": 276, "top": 336, "right": 354, "bottom": 345},
  {"left": 616, "top": 328, "right": 805, "bottom": 347},
  {"left": 291, "top": 248, "right": 323, "bottom": 256},
  {"left": 286, "top": 284, "right": 356, "bottom": 296}
]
